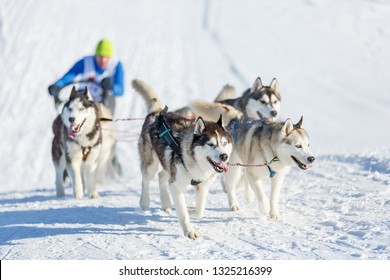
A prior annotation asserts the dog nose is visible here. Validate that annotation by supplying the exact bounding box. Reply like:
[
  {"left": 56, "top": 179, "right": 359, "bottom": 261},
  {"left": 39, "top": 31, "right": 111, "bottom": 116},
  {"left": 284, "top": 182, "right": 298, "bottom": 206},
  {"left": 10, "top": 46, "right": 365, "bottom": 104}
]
[
  {"left": 69, "top": 117, "right": 75, "bottom": 123},
  {"left": 308, "top": 156, "right": 315, "bottom": 163},
  {"left": 220, "top": 153, "right": 228, "bottom": 162},
  {"left": 271, "top": 110, "right": 277, "bottom": 117}
]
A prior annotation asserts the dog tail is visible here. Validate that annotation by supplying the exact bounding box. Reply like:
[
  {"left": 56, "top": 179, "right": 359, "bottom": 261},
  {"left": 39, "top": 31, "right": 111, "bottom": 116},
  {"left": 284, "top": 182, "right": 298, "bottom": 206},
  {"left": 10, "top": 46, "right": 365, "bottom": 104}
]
[
  {"left": 214, "top": 84, "right": 236, "bottom": 102},
  {"left": 190, "top": 99, "right": 243, "bottom": 125},
  {"left": 132, "top": 79, "right": 163, "bottom": 113}
]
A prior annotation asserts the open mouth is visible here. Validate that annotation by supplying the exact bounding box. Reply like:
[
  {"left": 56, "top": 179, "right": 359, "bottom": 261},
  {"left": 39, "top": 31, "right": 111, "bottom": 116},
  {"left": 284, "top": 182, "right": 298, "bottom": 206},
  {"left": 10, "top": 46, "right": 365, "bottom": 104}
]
[
  {"left": 67, "top": 119, "right": 86, "bottom": 139},
  {"left": 291, "top": 156, "right": 313, "bottom": 170},
  {"left": 207, "top": 157, "right": 229, "bottom": 173}
]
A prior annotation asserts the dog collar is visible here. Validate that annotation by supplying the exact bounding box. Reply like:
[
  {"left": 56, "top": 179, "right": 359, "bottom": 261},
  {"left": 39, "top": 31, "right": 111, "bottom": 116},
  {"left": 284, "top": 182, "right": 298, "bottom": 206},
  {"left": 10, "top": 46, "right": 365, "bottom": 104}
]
[{"left": 191, "top": 179, "right": 202, "bottom": 186}]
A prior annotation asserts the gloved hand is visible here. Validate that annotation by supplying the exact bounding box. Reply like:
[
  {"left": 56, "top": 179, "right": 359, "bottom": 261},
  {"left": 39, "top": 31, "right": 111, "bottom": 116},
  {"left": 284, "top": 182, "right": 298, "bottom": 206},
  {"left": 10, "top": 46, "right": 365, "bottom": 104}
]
[
  {"left": 48, "top": 84, "right": 61, "bottom": 104},
  {"left": 101, "top": 77, "right": 113, "bottom": 91}
]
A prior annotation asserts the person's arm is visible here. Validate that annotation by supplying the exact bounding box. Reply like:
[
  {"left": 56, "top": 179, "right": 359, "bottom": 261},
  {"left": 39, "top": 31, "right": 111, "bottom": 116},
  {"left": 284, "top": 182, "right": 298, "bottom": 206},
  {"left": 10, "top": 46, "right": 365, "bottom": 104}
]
[
  {"left": 112, "top": 61, "right": 124, "bottom": 96},
  {"left": 54, "top": 59, "right": 85, "bottom": 88}
]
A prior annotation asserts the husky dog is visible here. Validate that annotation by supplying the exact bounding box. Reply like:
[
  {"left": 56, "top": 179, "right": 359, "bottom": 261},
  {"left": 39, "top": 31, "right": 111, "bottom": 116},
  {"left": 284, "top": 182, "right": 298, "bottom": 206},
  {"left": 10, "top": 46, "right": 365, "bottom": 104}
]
[
  {"left": 216, "top": 77, "right": 281, "bottom": 122},
  {"left": 215, "top": 78, "right": 282, "bottom": 202},
  {"left": 133, "top": 79, "right": 233, "bottom": 239},
  {"left": 52, "top": 87, "right": 108, "bottom": 199},
  {"left": 191, "top": 100, "right": 315, "bottom": 219}
]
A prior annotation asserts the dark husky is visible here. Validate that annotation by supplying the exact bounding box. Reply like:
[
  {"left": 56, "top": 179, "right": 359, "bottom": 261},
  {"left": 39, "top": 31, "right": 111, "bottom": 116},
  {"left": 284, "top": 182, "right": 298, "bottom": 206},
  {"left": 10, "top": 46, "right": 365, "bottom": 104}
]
[{"left": 133, "top": 79, "right": 233, "bottom": 239}]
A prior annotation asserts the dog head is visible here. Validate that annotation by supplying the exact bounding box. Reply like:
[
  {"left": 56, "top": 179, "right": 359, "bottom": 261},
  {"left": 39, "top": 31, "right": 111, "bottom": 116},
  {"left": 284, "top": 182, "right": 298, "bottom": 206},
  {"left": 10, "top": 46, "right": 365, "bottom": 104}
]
[
  {"left": 277, "top": 116, "right": 315, "bottom": 170},
  {"left": 61, "top": 86, "right": 98, "bottom": 139},
  {"left": 245, "top": 77, "right": 281, "bottom": 122},
  {"left": 192, "top": 115, "right": 233, "bottom": 174}
]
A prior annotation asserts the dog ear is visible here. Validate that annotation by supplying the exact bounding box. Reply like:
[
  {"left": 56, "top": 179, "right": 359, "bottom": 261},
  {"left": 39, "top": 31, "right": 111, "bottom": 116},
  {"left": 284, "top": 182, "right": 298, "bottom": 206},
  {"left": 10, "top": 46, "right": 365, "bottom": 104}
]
[
  {"left": 251, "top": 77, "right": 263, "bottom": 92},
  {"left": 84, "top": 87, "right": 94, "bottom": 101},
  {"left": 216, "top": 114, "right": 223, "bottom": 127},
  {"left": 295, "top": 116, "right": 304, "bottom": 128},
  {"left": 70, "top": 86, "right": 78, "bottom": 99},
  {"left": 194, "top": 116, "right": 206, "bottom": 136},
  {"left": 281, "top": 119, "right": 294, "bottom": 136},
  {"left": 270, "top": 78, "right": 281, "bottom": 99}
]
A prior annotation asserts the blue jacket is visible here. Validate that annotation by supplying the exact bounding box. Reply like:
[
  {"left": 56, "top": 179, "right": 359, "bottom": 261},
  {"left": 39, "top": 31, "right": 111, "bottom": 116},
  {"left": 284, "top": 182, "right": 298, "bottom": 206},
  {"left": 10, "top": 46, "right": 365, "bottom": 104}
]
[{"left": 54, "top": 56, "right": 124, "bottom": 97}]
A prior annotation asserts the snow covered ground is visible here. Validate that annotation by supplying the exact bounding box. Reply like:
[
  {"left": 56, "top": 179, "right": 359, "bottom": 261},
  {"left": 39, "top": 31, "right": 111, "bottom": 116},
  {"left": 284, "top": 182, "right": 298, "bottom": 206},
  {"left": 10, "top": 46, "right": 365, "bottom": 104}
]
[{"left": 0, "top": 0, "right": 389, "bottom": 263}]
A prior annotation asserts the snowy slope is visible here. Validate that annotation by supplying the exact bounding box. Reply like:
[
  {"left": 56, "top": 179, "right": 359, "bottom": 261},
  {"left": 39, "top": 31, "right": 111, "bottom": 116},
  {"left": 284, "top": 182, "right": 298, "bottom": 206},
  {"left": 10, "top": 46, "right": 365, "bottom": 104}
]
[{"left": 0, "top": 0, "right": 389, "bottom": 260}]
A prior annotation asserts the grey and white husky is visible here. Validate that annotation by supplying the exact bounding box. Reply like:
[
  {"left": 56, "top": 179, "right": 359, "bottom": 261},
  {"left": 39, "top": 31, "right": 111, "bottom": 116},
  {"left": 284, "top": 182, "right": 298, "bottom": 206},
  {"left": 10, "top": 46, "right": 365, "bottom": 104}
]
[
  {"left": 215, "top": 77, "right": 281, "bottom": 122},
  {"left": 133, "top": 79, "right": 233, "bottom": 239},
  {"left": 191, "top": 100, "right": 315, "bottom": 220},
  {"left": 52, "top": 87, "right": 116, "bottom": 199},
  {"left": 215, "top": 78, "right": 282, "bottom": 201}
]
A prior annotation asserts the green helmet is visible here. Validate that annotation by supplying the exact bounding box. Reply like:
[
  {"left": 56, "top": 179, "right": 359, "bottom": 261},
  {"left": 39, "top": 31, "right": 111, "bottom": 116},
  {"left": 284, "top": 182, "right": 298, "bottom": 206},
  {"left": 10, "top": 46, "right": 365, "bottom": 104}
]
[{"left": 95, "top": 39, "right": 114, "bottom": 57}]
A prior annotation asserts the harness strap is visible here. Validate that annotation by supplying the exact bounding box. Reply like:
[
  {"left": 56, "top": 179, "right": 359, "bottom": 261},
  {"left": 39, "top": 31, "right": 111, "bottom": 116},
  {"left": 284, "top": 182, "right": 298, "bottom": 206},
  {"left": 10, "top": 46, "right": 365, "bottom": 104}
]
[
  {"left": 99, "top": 117, "right": 113, "bottom": 122},
  {"left": 82, "top": 147, "right": 91, "bottom": 161},
  {"left": 229, "top": 157, "right": 279, "bottom": 178},
  {"left": 156, "top": 106, "right": 183, "bottom": 160},
  {"left": 159, "top": 128, "right": 172, "bottom": 138},
  {"left": 68, "top": 135, "right": 101, "bottom": 162}
]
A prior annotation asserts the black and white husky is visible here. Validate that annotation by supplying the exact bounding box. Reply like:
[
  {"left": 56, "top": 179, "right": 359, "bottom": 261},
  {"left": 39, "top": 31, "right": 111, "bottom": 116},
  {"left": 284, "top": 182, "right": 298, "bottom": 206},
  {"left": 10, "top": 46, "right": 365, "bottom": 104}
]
[
  {"left": 191, "top": 100, "right": 315, "bottom": 220},
  {"left": 215, "top": 77, "right": 281, "bottom": 122},
  {"left": 132, "top": 79, "right": 233, "bottom": 239},
  {"left": 52, "top": 87, "right": 115, "bottom": 199}
]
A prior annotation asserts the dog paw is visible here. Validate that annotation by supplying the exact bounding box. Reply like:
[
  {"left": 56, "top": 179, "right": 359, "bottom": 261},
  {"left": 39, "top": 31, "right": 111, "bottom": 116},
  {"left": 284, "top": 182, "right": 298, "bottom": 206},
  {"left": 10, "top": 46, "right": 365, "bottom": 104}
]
[
  {"left": 187, "top": 231, "right": 203, "bottom": 239},
  {"left": 161, "top": 201, "right": 172, "bottom": 212},
  {"left": 231, "top": 205, "right": 241, "bottom": 211},
  {"left": 74, "top": 192, "right": 83, "bottom": 199},
  {"left": 139, "top": 198, "right": 150, "bottom": 211},
  {"left": 259, "top": 202, "right": 270, "bottom": 215},
  {"left": 270, "top": 213, "right": 282, "bottom": 220},
  {"left": 56, "top": 191, "right": 65, "bottom": 198},
  {"left": 89, "top": 192, "right": 100, "bottom": 199},
  {"left": 187, "top": 206, "right": 204, "bottom": 219},
  {"left": 190, "top": 211, "right": 204, "bottom": 219}
]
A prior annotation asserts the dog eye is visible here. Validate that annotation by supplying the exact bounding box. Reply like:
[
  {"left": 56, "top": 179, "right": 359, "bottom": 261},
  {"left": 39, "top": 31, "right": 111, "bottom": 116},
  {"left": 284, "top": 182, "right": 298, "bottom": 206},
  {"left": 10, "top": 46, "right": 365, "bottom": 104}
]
[
  {"left": 221, "top": 141, "right": 227, "bottom": 147},
  {"left": 260, "top": 100, "right": 267, "bottom": 104},
  {"left": 208, "top": 143, "right": 215, "bottom": 147},
  {"left": 295, "top": 144, "right": 302, "bottom": 149}
]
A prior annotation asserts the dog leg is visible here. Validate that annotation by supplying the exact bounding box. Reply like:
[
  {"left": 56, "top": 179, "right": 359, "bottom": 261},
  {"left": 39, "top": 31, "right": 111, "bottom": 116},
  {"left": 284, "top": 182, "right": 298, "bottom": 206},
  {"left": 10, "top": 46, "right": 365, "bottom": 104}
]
[
  {"left": 191, "top": 182, "right": 210, "bottom": 219},
  {"left": 243, "top": 171, "right": 254, "bottom": 204},
  {"left": 224, "top": 166, "right": 242, "bottom": 211},
  {"left": 269, "top": 173, "right": 286, "bottom": 220},
  {"left": 247, "top": 173, "right": 270, "bottom": 216},
  {"left": 67, "top": 163, "right": 84, "bottom": 199},
  {"left": 139, "top": 155, "right": 159, "bottom": 210},
  {"left": 54, "top": 159, "right": 66, "bottom": 197},
  {"left": 170, "top": 183, "right": 201, "bottom": 239},
  {"left": 158, "top": 170, "right": 172, "bottom": 213},
  {"left": 221, "top": 175, "right": 228, "bottom": 193},
  {"left": 85, "top": 161, "right": 100, "bottom": 199}
]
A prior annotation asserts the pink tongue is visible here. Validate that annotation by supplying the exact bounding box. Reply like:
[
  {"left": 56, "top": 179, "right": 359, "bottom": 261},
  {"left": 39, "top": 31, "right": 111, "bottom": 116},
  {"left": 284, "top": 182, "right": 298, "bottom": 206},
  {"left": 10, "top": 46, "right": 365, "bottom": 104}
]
[
  {"left": 217, "top": 162, "right": 229, "bottom": 173},
  {"left": 68, "top": 127, "right": 76, "bottom": 139},
  {"left": 306, "top": 163, "right": 313, "bottom": 169}
]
